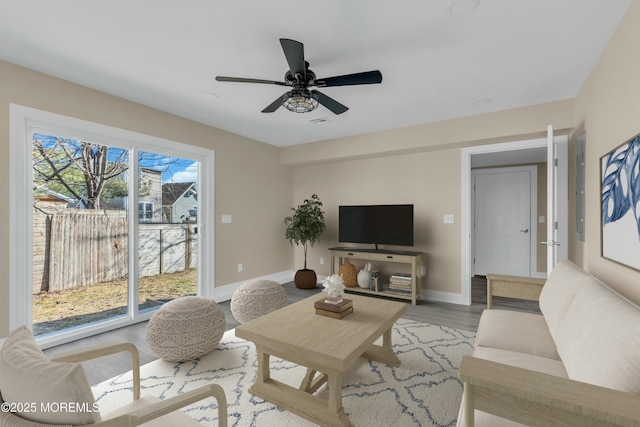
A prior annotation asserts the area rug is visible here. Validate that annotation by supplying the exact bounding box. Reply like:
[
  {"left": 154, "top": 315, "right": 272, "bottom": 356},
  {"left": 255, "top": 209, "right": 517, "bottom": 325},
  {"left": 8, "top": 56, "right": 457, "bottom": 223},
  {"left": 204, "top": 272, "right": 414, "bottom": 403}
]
[{"left": 92, "top": 319, "right": 475, "bottom": 426}]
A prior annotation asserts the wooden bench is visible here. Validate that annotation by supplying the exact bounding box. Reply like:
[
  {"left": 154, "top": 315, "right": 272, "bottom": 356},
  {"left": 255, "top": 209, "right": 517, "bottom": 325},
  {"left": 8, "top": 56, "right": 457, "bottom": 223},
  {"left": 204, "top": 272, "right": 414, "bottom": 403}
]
[{"left": 485, "top": 273, "right": 545, "bottom": 309}]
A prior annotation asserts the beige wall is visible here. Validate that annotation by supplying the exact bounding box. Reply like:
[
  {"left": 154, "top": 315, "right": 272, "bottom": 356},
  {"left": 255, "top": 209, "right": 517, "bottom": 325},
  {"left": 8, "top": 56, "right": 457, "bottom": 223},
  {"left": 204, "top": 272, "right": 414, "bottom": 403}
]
[
  {"left": 571, "top": 0, "right": 640, "bottom": 303},
  {"left": 0, "top": 60, "right": 293, "bottom": 338},
  {"left": 285, "top": 0, "right": 640, "bottom": 306},
  {"left": 284, "top": 102, "right": 574, "bottom": 300},
  {"left": 280, "top": 100, "right": 574, "bottom": 166},
  {"left": 291, "top": 149, "right": 461, "bottom": 294}
]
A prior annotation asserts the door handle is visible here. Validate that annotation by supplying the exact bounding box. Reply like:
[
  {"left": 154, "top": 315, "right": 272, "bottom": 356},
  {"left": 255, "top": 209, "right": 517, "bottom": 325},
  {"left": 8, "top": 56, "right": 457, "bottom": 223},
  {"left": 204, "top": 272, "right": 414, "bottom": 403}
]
[
  {"left": 519, "top": 229, "right": 529, "bottom": 233},
  {"left": 540, "top": 241, "right": 561, "bottom": 246}
]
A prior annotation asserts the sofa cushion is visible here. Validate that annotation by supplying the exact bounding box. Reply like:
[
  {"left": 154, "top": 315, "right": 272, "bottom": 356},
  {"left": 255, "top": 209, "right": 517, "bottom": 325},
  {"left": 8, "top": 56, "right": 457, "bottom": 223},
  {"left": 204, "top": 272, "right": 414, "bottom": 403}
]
[
  {"left": 539, "top": 259, "right": 592, "bottom": 341},
  {"left": 0, "top": 326, "right": 100, "bottom": 425},
  {"left": 472, "top": 346, "right": 568, "bottom": 378},
  {"left": 555, "top": 278, "right": 640, "bottom": 393},
  {"left": 475, "top": 309, "right": 560, "bottom": 360}
]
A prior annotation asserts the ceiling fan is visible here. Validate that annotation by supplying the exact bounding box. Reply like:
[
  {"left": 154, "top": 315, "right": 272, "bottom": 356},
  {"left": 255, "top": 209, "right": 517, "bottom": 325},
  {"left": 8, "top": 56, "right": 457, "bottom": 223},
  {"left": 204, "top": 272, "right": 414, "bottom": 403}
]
[{"left": 215, "top": 38, "right": 382, "bottom": 115}]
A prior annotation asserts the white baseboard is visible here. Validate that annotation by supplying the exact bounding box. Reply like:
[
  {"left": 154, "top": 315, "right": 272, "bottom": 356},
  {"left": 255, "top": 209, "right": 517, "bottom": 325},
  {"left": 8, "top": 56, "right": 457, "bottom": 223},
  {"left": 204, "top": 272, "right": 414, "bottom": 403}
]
[
  {"left": 208, "top": 271, "right": 469, "bottom": 307},
  {"left": 422, "top": 289, "right": 468, "bottom": 305}
]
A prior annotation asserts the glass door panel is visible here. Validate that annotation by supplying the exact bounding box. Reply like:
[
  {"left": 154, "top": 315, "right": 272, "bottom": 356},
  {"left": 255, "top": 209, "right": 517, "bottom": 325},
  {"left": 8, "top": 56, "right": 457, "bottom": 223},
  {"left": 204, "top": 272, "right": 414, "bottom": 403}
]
[
  {"left": 32, "top": 134, "right": 129, "bottom": 336},
  {"left": 137, "top": 151, "right": 198, "bottom": 313}
]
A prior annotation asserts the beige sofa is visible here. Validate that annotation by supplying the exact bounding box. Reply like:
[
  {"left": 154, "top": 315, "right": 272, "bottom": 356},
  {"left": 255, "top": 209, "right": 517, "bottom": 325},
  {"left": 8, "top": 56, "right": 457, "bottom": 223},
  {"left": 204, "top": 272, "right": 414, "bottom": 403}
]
[{"left": 458, "top": 259, "right": 640, "bottom": 426}]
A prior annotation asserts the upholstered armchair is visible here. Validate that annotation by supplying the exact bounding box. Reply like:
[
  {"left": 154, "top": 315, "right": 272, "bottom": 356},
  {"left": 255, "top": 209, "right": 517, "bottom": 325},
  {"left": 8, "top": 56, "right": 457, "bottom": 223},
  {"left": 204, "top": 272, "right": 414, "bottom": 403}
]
[{"left": 0, "top": 326, "right": 227, "bottom": 426}]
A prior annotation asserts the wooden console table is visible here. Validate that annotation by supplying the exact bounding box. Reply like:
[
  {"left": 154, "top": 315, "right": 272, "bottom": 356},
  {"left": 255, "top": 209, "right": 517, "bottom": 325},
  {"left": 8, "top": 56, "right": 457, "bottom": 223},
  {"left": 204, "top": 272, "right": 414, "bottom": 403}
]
[{"left": 328, "top": 247, "right": 422, "bottom": 305}]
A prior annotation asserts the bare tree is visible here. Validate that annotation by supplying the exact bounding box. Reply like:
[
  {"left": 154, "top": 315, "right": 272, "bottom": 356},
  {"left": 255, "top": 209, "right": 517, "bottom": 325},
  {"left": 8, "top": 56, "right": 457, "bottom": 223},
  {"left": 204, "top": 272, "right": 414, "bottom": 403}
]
[
  {"left": 33, "top": 137, "right": 128, "bottom": 209},
  {"left": 33, "top": 135, "right": 197, "bottom": 210}
]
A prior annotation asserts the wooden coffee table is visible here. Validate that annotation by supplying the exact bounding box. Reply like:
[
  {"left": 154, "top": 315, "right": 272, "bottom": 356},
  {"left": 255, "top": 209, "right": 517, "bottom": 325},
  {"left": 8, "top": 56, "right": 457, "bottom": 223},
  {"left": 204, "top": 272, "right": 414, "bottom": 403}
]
[{"left": 235, "top": 293, "right": 407, "bottom": 427}]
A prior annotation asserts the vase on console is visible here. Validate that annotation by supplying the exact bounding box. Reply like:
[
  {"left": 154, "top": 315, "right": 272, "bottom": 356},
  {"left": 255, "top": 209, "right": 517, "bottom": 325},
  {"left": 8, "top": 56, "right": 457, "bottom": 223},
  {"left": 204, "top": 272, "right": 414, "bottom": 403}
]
[
  {"left": 357, "top": 262, "right": 373, "bottom": 288},
  {"left": 338, "top": 260, "right": 357, "bottom": 287}
]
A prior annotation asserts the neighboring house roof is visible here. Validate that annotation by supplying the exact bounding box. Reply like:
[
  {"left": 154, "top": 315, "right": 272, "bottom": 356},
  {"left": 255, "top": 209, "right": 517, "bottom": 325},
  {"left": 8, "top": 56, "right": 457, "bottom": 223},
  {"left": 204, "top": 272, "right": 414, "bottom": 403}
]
[
  {"left": 162, "top": 182, "right": 197, "bottom": 207},
  {"left": 33, "top": 184, "right": 77, "bottom": 204}
]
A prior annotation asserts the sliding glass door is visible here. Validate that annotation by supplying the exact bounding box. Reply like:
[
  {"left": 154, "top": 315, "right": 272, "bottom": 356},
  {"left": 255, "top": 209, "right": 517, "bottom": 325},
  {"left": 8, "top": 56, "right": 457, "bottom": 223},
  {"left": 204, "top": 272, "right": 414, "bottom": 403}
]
[{"left": 11, "top": 104, "right": 214, "bottom": 348}]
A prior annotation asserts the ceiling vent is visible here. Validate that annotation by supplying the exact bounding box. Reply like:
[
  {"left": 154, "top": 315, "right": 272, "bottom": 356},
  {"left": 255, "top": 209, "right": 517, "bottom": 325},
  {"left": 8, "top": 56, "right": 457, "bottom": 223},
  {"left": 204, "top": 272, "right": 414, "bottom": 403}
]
[{"left": 309, "top": 117, "right": 331, "bottom": 125}]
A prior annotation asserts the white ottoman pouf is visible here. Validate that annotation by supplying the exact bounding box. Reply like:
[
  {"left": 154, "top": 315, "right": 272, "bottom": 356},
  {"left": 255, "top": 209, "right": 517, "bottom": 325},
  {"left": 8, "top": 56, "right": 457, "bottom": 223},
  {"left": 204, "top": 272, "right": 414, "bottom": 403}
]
[
  {"left": 231, "top": 279, "right": 288, "bottom": 323},
  {"left": 146, "top": 296, "right": 226, "bottom": 362}
]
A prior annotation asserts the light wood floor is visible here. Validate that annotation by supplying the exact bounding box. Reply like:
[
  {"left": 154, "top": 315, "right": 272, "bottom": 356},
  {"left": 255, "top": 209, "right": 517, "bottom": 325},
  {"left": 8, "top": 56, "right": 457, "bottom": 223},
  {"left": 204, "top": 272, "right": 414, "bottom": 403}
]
[{"left": 43, "top": 277, "right": 539, "bottom": 386}]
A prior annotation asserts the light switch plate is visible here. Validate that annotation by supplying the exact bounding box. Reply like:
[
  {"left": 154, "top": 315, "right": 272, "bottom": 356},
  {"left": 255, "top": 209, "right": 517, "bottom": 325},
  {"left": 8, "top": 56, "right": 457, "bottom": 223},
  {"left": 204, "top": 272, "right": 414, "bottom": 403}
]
[
  {"left": 444, "top": 214, "right": 454, "bottom": 224},
  {"left": 222, "top": 214, "right": 232, "bottom": 223}
]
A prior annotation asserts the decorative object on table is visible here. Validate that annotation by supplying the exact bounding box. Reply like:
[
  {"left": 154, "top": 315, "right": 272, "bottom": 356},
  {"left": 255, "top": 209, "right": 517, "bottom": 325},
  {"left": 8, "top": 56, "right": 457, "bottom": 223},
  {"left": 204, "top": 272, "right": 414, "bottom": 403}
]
[
  {"left": 315, "top": 306, "right": 354, "bottom": 319},
  {"left": 357, "top": 262, "right": 374, "bottom": 288},
  {"left": 321, "top": 273, "right": 346, "bottom": 304},
  {"left": 314, "top": 298, "right": 353, "bottom": 319},
  {"left": 146, "top": 296, "right": 226, "bottom": 362},
  {"left": 230, "top": 279, "right": 288, "bottom": 324},
  {"left": 284, "top": 194, "right": 326, "bottom": 288},
  {"left": 338, "top": 260, "right": 358, "bottom": 287},
  {"left": 601, "top": 132, "right": 640, "bottom": 271}
]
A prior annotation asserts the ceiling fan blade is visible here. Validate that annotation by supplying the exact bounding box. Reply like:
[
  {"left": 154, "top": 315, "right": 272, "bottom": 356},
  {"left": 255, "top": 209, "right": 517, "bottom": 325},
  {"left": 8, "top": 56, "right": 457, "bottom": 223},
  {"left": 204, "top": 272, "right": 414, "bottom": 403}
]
[
  {"left": 280, "top": 38, "right": 306, "bottom": 80},
  {"left": 315, "top": 70, "right": 382, "bottom": 87},
  {"left": 312, "top": 90, "right": 348, "bottom": 115},
  {"left": 261, "top": 94, "right": 284, "bottom": 113},
  {"left": 216, "top": 76, "right": 287, "bottom": 86}
]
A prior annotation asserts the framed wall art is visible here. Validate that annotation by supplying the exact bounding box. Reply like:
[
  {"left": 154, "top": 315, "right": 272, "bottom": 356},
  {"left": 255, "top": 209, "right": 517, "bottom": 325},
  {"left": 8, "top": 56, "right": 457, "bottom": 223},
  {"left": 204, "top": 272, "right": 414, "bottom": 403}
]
[{"left": 601, "top": 132, "right": 640, "bottom": 270}]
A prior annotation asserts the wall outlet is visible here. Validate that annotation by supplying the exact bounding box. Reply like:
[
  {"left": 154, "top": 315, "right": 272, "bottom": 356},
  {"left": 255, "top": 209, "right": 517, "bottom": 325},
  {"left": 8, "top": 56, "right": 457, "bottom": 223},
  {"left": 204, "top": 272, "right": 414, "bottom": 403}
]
[
  {"left": 420, "top": 266, "right": 427, "bottom": 276},
  {"left": 237, "top": 263, "right": 243, "bottom": 272}
]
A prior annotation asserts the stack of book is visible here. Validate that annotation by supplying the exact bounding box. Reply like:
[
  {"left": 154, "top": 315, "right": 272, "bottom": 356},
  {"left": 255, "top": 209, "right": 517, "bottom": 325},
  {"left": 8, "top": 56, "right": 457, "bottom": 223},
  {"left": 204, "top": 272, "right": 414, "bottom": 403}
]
[
  {"left": 388, "top": 273, "right": 412, "bottom": 294},
  {"left": 314, "top": 298, "right": 353, "bottom": 319},
  {"left": 369, "top": 270, "right": 381, "bottom": 291}
]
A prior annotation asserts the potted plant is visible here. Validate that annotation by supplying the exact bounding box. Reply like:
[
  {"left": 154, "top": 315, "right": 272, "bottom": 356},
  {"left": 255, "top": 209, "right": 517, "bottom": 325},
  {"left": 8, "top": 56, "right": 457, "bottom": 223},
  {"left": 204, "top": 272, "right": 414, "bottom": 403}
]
[{"left": 284, "top": 194, "right": 326, "bottom": 288}]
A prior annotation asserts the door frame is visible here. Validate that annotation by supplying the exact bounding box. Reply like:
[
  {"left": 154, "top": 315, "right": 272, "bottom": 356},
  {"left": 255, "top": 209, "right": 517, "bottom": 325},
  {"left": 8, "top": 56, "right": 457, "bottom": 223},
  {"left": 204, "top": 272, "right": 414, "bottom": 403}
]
[
  {"left": 461, "top": 137, "right": 562, "bottom": 305},
  {"left": 471, "top": 165, "right": 539, "bottom": 278}
]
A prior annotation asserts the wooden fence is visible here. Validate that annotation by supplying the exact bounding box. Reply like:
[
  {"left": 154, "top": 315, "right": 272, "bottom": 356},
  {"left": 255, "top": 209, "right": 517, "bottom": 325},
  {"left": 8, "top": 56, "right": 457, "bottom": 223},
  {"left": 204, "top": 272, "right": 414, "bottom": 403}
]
[{"left": 33, "top": 203, "right": 197, "bottom": 293}]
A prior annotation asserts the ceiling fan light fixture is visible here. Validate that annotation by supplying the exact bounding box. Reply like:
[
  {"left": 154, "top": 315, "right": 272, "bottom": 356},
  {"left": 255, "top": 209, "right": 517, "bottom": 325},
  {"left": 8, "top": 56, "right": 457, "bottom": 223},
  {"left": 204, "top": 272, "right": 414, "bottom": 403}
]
[{"left": 282, "top": 89, "right": 319, "bottom": 113}]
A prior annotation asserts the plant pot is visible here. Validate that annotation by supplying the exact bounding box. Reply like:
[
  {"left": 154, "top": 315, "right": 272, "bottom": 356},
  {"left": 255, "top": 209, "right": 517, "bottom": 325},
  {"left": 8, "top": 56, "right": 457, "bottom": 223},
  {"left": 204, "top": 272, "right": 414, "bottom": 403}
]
[{"left": 294, "top": 269, "right": 317, "bottom": 289}]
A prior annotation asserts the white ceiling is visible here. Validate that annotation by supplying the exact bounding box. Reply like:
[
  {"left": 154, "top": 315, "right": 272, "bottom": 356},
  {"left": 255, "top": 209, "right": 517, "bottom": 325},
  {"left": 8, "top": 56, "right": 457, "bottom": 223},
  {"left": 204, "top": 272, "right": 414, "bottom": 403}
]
[{"left": 0, "top": 1, "right": 631, "bottom": 147}]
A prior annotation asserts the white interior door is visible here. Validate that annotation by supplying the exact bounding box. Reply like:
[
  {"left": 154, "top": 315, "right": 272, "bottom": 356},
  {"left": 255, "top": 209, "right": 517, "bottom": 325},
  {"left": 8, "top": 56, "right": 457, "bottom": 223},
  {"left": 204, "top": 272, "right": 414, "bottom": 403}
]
[
  {"left": 545, "top": 125, "right": 568, "bottom": 274},
  {"left": 473, "top": 166, "right": 537, "bottom": 277}
]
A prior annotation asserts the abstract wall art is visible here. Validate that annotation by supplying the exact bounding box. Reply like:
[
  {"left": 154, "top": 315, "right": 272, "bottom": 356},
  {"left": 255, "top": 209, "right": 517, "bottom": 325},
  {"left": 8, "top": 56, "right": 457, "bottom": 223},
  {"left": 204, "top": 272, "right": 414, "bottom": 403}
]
[{"left": 601, "top": 133, "right": 640, "bottom": 270}]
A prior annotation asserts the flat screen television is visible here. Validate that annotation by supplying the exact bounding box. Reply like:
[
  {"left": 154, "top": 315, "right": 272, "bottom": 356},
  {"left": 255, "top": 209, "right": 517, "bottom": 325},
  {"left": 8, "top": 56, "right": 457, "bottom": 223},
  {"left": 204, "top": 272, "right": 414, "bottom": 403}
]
[{"left": 338, "top": 204, "right": 414, "bottom": 248}]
